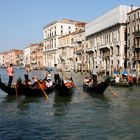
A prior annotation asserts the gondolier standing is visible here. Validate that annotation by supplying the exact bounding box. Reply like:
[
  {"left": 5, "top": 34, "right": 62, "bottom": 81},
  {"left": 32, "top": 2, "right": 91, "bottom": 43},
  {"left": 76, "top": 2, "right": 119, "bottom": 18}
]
[
  {"left": 7, "top": 63, "right": 14, "bottom": 87},
  {"left": 53, "top": 64, "right": 60, "bottom": 85},
  {"left": 91, "top": 66, "right": 98, "bottom": 84},
  {"left": 24, "top": 66, "right": 30, "bottom": 86}
]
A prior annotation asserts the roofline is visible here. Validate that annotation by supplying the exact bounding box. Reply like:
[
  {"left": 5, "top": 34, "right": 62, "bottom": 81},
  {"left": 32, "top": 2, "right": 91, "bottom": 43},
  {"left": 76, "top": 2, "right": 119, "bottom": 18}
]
[
  {"left": 86, "top": 23, "right": 126, "bottom": 39},
  {"left": 127, "top": 7, "right": 140, "bottom": 15}
]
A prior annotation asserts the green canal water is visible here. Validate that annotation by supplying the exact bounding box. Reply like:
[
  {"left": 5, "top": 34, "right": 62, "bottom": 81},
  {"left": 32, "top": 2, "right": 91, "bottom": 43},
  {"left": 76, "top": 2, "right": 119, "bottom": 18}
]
[{"left": 0, "top": 69, "right": 140, "bottom": 140}]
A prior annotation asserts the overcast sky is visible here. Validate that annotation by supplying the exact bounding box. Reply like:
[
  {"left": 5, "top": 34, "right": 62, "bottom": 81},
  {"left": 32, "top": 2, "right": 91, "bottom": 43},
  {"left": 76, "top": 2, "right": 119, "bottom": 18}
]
[{"left": 0, "top": 0, "right": 139, "bottom": 52}]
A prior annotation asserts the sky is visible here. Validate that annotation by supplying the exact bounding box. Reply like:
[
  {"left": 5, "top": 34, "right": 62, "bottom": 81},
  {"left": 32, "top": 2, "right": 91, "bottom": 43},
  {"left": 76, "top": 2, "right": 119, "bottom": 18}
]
[{"left": 0, "top": 0, "right": 139, "bottom": 52}]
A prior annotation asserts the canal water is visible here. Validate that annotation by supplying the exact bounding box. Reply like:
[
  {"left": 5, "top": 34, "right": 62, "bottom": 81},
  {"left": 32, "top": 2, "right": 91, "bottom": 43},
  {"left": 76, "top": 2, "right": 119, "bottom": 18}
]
[{"left": 0, "top": 68, "right": 140, "bottom": 140}]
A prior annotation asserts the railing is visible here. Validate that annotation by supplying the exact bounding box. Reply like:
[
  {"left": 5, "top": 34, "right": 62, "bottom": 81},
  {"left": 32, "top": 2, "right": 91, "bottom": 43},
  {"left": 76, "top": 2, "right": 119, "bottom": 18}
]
[
  {"left": 133, "top": 45, "right": 140, "bottom": 49},
  {"left": 134, "top": 30, "right": 140, "bottom": 37},
  {"left": 133, "top": 57, "right": 140, "bottom": 61}
]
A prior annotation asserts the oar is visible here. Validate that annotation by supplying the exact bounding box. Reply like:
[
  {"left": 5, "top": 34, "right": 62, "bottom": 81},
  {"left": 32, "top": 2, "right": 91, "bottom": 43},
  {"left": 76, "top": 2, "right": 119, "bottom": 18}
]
[
  {"left": 15, "top": 84, "right": 18, "bottom": 97},
  {"left": 37, "top": 80, "right": 48, "bottom": 101},
  {"left": 74, "top": 83, "right": 84, "bottom": 94},
  {"left": 70, "top": 72, "right": 84, "bottom": 94},
  {"left": 101, "top": 75, "right": 118, "bottom": 96},
  {"left": 108, "top": 85, "right": 118, "bottom": 96}
]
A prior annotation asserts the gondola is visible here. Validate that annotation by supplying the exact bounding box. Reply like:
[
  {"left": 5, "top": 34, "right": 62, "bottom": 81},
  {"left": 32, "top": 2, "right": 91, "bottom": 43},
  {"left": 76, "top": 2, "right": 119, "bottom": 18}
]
[
  {"left": 0, "top": 78, "right": 54, "bottom": 96},
  {"left": 110, "top": 81, "right": 133, "bottom": 87},
  {"left": 83, "top": 81, "right": 109, "bottom": 95},
  {"left": 55, "top": 78, "right": 74, "bottom": 96},
  {"left": 109, "top": 77, "right": 133, "bottom": 87}
]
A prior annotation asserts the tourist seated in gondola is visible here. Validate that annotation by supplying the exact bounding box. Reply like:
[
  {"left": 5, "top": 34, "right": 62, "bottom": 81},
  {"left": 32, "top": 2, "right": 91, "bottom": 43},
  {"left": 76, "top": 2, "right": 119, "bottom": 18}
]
[
  {"left": 64, "top": 77, "right": 74, "bottom": 88},
  {"left": 115, "top": 74, "right": 120, "bottom": 83},
  {"left": 29, "top": 77, "right": 37, "bottom": 87},
  {"left": 43, "top": 71, "right": 52, "bottom": 81},
  {"left": 45, "top": 79, "right": 53, "bottom": 88},
  {"left": 84, "top": 77, "right": 93, "bottom": 86},
  {"left": 127, "top": 75, "right": 134, "bottom": 85},
  {"left": 42, "top": 72, "right": 53, "bottom": 88}
]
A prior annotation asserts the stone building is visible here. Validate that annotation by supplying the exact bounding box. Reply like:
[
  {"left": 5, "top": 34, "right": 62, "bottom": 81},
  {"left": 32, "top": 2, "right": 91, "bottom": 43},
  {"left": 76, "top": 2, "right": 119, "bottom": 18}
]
[
  {"left": 58, "top": 28, "right": 87, "bottom": 72},
  {"left": 85, "top": 5, "right": 137, "bottom": 74},
  {"left": 0, "top": 49, "right": 23, "bottom": 67},
  {"left": 43, "top": 18, "right": 85, "bottom": 68},
  {"left": 127, "top": 7, "right": 140, "bottom": 79}
]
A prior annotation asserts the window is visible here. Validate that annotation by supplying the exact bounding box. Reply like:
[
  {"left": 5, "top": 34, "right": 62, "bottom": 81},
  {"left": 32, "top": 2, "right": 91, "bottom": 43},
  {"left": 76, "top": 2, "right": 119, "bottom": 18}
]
[
  {"left": 127, "top": 16, "right": 130, "bottom": 23},
  {"left": 128, "top": 40, "right": 130, "bottom": 47},
  {"left": 116, "top": 45, "right": 120, "bottom": 56},
  {"left": 137, "top": 11, "right": 139, "bottom": 19},
  {"left": 137, "top": 24, "right": 139, "bottom": 31},
  {"left": 110, "top": 47, "right": 113, "bottom": 56},
  {"left": 128, "top": 28, "right": 130, "bottom": 35},
  {"left": 133, "top": 26, "right": 136, "bottom": 32},
  {"left": 133, "top": 14, "right": 136, "bottom": 21},
  {"left": 61, "top": 30, "right": 63, "bottom": 35}
]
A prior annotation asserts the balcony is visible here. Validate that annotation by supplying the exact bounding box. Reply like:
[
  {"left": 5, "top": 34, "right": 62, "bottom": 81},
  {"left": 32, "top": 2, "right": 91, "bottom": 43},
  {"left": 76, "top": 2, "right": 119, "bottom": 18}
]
[
  {"left": 59, "top": 44, "right": 69, "bottom": 49},
  {"left": 133, "top": 45, "right": 140, "bottom": 50},
  {"left": 133, "top": 56, "right": 140, "bottom": 61},
  {"left": 102, "top": 52, "right": 110, "bottom": 59},
  {"left": 86, "top": 47, "right": 93, "bottom": 53},
  {"left": 98, "top": 44, "right": 110, "bottom": 50},
  {"left": 134, "top": 30, "right": 140, "bottom": 37},
  {"left": 76, "top": 60, "right": 82, "bottom": 64}
]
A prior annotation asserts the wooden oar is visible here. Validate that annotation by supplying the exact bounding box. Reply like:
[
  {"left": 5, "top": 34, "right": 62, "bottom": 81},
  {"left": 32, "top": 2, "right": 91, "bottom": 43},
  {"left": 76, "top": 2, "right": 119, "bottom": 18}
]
[
  {"left": 100, "top": 75, "right": 118, "bottom": 96},
  {"left": 37, "top": 80, "right": 48, "bottom": 101},
  {"left": 74, "top": 83, "right": 84, "bottom": 94},
  {"left": 15, "top": 84, "right": 18, "bottom": 97},
  {"left": 70, "top": 72, "right": 84, "bottom": 94},
  {"left": 108, "top": 85, "right": 118, "bottom": 96}
]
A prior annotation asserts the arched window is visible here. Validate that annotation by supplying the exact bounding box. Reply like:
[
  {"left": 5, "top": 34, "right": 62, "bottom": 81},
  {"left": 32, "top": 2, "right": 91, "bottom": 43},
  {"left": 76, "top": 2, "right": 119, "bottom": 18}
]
[
  {"left": 110, "top": 46, "right": 113, "bottom": 56},
  {"left": 116, "top": 45, "right": 120, "bottom": 56},
  {"left": 95, "top": 50, "right": 97, "bottom": 58}
]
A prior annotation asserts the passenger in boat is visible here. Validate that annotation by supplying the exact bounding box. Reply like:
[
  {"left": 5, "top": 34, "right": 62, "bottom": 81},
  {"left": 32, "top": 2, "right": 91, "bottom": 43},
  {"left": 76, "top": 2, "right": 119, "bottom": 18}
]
[
  {"left": 84, "top": 77, "right": 93, "bottom": 86},
  {"left": 29, "top": 77, "right": 37, "bottom": 87},
  {"left": 43, "top": 71, "right": 51, "bottom": 81},
  {"left": 91, "top": 66, "right": 98, "bottom": 84},
  {"left": 7, "top": 63, "right": 14, "bottom": 87},
  {"left": 115, "top": 74, "right": 120, "bottom": 83},
  {"left": 64, "top": 77, "right": 73, "bottom": 88},
  {"left": 45, "top": 79, "right": 53, "bottom": 88},
  {"left": 128, "top": 75, "right": 133, "bottom": 85}
]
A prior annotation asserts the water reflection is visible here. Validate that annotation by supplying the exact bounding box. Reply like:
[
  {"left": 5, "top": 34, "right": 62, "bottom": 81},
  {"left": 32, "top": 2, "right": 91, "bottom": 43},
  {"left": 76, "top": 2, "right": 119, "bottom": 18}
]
[
  {"left": 0, "top": 69, "right": 140, "bottom": 139},
  {"left": 53, "top": 94, "right": 72, "bottom": 116},
  {"left": 17, "top": 96, "right": 40, "bottom": 112}
]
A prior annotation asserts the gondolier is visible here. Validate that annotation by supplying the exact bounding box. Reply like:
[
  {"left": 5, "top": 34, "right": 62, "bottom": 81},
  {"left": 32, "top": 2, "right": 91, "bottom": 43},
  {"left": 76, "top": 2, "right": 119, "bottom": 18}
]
[
  {"left": 24, "top": 66, "right": 30, "bottom": 86},
  {"left": 7, "top": 63, "right": 14, "bottom": 87},
  {"left": 53, "top": 64, "right": 60, "bottom": 85},
  {"left": 91, "top": 66, "right": 98, "bottom": 84}
]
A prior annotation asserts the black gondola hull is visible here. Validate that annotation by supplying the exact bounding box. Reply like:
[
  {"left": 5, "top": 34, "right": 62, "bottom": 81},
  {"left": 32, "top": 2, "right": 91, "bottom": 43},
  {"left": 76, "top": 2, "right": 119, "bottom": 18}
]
[
  {"left": 83, "top": 82, "right": 108, "bottom": 95},
  {"left": 55, "top": 82, "right": 74, "bottom": 96},
  {"left": 0, "top": 80, "right": 54, "bottom": 96}
]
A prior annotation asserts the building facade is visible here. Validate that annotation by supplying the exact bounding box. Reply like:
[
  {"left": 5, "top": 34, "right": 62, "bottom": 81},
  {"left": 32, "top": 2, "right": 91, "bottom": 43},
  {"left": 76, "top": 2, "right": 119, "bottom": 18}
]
[
  {"left": 24, "top": 43, "right": 43, "bottom": 69},
  {"left": 43, "top": 18, "right": 85, "bottom": 68},
  {"left": 0, "top": 49, "right": 23, "bottom": 67},
  {"left": 127, "top": 7, "right": 140, "bottom": 79},
  {"left": 85, "top": 5, "right": 137, "bottom": 74}
]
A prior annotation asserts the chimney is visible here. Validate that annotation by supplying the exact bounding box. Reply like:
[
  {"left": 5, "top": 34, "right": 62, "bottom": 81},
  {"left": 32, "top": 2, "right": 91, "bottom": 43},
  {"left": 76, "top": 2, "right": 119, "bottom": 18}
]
[{"left": 131, "top": 5, "right": 133, "bottom": 12}]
